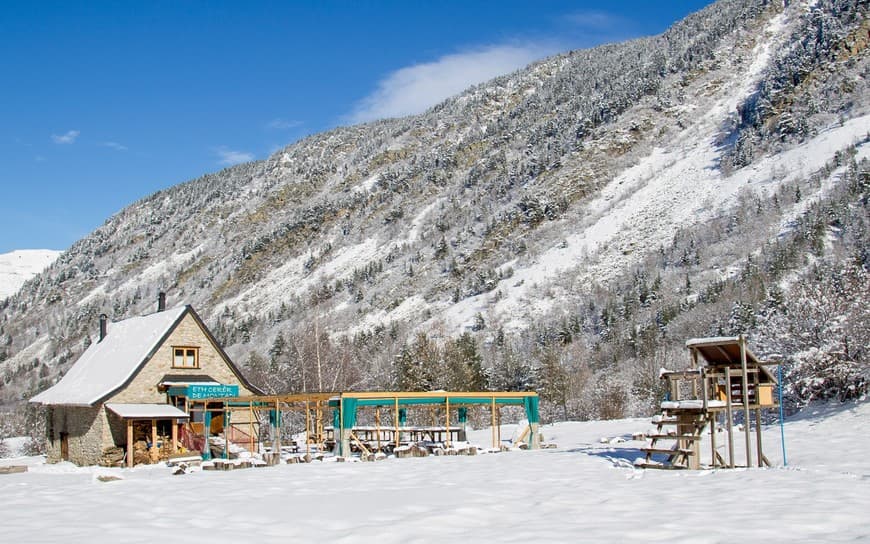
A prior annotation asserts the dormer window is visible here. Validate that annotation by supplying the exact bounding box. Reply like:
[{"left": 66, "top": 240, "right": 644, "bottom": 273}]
[{"left": 173, "top": 347, "right": 199, "bottom": 369}]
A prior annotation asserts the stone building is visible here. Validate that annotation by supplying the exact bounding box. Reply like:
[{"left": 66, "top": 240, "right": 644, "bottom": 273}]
[{"left": 30, "top": 296, "right": 260, "bottom": 466}]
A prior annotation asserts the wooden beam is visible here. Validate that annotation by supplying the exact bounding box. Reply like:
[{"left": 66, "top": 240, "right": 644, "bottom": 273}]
[
  {"left": 249, "top": 401, "right": 255, "bottom": 455},
  {"left": 343, "top": 391, "right": 537, "bottom": 400},
  {"left": 127, "top": 419, "right": 134, "bottom": 468},
  {"left": 725, "top": 366, "right": 735, "bottom": 468},
  {"left": 224, "top": 407, "right": 229, "bottom": 460},
  {"left": 375, "top": 407, "right": 381, "bottom": 453},
  {"left": 349, "top": 431, "right": 371, "bottom": 456},
  {"left": 515, "top": 425, "right": 530, "bottom": 447},
  {"left": 714, "top": 345, "right": 733, "bottom": 362},
  {"left": 740, "top": 335, "right": 753, "bottom": 467},
  {"left": 755, "top": 405, "right": 764, "bottom": 468},
  {"left": 151, "top": 419, "right": 158, "bottom": 461},
  {"left": 306, "top": 400, "right": 311, "bottom": 456},
  {"left": 491, "top": 396, "right": 497, "bottom": 449},
  {"left": 497, "top": 403, "right": 501, "bottom": 446}
]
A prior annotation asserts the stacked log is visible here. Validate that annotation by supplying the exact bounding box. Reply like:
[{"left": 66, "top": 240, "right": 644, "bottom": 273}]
[
  {"left": 133, "top": 440, "right": 151, "bottom": 465},
  {"left": 395, "top": 444, "right": 428, "bottom": 458},
  {"left": 99, "top": 446, "right": 126, "bottom": 467}
]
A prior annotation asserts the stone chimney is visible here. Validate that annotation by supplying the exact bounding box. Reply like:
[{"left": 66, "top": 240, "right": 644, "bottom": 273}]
[
  {"left": 99, "top": 314, "right": 108, "bottom": 342},
  {"left": 158, "top": 292, "right": 166, "bottom": 312}
]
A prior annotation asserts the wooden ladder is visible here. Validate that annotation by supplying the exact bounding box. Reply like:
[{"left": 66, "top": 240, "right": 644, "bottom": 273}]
[{"left": 637, "top": 408, "right": 708, "bottom": 469}]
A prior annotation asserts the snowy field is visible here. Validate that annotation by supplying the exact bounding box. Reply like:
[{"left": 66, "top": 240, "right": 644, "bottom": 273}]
[{"left": 1, "top": 401, "right": 868, "bottom": 543}]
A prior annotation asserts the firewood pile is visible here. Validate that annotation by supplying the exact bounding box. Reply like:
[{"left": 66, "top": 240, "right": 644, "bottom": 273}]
[
  {"left": 394, "top": 444, "right": 429, "bottom": 458},
  {"left": 99, "top": 446, "right": 126, "bottom": 467}
]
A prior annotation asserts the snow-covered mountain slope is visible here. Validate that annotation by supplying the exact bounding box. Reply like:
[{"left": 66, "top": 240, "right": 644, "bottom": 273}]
[
  {"left": 1, "top": 400, "right": 868, "bottom": 542},
  {"left": 1, "top": 0, "right": 868, "bottom": 408},
  {"left": 0, "top": 250, "right": 60, "bottom": 300}
]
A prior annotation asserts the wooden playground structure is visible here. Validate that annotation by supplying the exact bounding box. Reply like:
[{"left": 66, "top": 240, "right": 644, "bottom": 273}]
[
  {"left": 637, "top": 336, "right": 780, "bottom": 470},
  {"left": 187, "top": 391, "right": 541, "bottom": 461}
]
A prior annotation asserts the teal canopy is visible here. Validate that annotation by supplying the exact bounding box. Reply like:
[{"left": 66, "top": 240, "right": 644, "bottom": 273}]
[
  {"left": 340, "top": 398, "right": 358, "bottom": 429},
  {"left": 330, "top": 393, "right": 539, "bottom": 428},
  {"left": 523, "top": 395, "right": 540, "bottom": 424}
]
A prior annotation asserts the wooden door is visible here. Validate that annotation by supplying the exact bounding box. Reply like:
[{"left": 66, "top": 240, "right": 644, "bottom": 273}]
[{"left": 60, "top": 432, "right": 69, "bottom": 461}]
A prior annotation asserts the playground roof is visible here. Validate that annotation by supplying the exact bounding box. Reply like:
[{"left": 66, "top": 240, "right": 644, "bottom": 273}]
[
  {"left": 685, "top": 336, "right": 777, "bottom": 382},
  {"left": 329, "top": 391, "right": 538, "bottom": 408},
  {"left": 686, "top": 336, "right": 761, "bottom": 365}
]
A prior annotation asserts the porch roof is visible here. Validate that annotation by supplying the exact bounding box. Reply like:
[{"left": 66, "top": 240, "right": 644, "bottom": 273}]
[{"left": 105, "top": 403, "right": 190, "bottom": 420}]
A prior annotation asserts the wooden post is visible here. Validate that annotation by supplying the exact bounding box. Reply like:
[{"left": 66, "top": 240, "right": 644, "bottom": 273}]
[
  {"left": 725, "top": 366, "right": 735, "bottom": 468},
  {"left": 497, "top": 402, "right": 501, "bottom": 446},
  {"left": 224, "top": 407, "right": 229, "bottom": 460},
  {"left": 126, "top": 419, "right": 134, "bottom": 468},
  {"left": 249, "top": 401, "right": 255, "bottom": 455},
  {"left": 316, "top": 400, "right": 324, "bottom": 447},
  {"left": 740, "top": 335, "right": 753, "bottom": 467},
  {"left": 305, "top": 400, "right": 311, "bottom": 455},
  {"left": 755, "top": 405, "right": 764, "bottom": 468},
  {"left": 151, "top": 418, "right": 158, "bottom": 460},
  {"left": 171, "top": 418, "right": 178, "bottom": 453},
  {"left": 491, "top": 396, "right": 497, "bottom": 449},
  {"left": 375, "top": 407, "right": 381, "bottom": 453},
  {"left": 701, "top": 368, "right": 709, "bottom": 411}
]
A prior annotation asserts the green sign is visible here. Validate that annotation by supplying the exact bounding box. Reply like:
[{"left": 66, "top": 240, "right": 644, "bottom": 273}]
[{"left": 185, "top": 384, "right": 239, "bottom": 400}]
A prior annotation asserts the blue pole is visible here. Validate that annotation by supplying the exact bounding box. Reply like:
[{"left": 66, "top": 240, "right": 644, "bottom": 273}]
[{"left": 778, "top": 363, "right": 787, "bottom": 467}]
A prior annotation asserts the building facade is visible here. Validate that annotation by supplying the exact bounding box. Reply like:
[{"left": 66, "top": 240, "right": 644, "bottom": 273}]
[{"left": 31, "top": 299, "right": 260, "bottom": 466}]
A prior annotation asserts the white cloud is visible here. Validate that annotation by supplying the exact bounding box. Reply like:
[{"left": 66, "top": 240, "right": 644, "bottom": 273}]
[
  {"left": 51, "top": 130, "right": 80, "bottom": 144},
  {"left": 348, "top": 44, "right": 553, "bottom": 124},
  {"left": 216, "top": 146, "right": 255, "bottom": 165},
  {"left": 267, "top": 118, "right": 303, "bottom": 130},
  {"left": 100, "top": 141, "right": 128, "bottom": 151},
  {"left": 563, "top": 10, "right": 623, "bottom": 30}
]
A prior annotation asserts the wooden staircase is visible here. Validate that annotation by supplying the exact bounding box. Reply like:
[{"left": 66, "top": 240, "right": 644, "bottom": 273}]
[{"left": 636, "top": 406, "right": 709, "bottom": 470}]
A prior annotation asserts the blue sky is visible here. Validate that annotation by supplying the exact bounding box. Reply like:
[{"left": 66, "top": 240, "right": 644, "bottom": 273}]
[{"left": 0, "top": 1, "right": 713, "bottom": 253}]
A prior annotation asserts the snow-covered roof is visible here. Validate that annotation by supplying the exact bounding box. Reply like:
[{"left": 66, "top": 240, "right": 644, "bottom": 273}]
[
  {"left": 105, "top": 403, "right": 189, "bottom": 419},
  {"left": 684, "top": 336, "right": 741, "bottom": 348},
  {"left": 686, "top": 336, "right": 760, "bottom": 365},
  {"left": 159, "top": 374, "right": 220, "bottom": 387},
  {"left": 30, "top": 306, "right": 188, "bottom": 406},
  {"left": 683, "top": 336, "right": 777, "bottom": 383},
  {"left": 661, "top": 400, "right": 726, "bottom": 410}
]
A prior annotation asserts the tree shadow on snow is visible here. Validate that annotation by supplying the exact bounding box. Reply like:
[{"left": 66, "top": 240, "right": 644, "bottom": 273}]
[{"left": 567, "top": 439, "right": 647, "bottom": 469}]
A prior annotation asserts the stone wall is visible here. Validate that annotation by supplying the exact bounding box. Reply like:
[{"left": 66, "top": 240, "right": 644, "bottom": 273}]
[
  {"left": 109, "top": 312, "right": 253, "bottom": 404},
  {"left": 45, "top": 405, "right": 107, "bottom": 465}
]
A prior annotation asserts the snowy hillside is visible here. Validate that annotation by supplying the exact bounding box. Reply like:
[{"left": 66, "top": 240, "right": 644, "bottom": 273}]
[
  {"left": 0, "top": 0, "right": 867, "bottom": 417},
  {"left": 1, "top": 400, "right": 867, "bottom": 542},
  {"left": 0, "top": 250, "right": 60, "bottom": 300}
]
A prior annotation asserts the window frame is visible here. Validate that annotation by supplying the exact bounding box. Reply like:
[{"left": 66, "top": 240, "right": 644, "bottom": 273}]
[{"left": 171, "top": 346, "right": 200, "bottom": 369}]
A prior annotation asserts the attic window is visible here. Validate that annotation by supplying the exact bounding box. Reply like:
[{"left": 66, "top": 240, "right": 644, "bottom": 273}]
[{"left": 173, "top": 347, "right": 199, "bottom": 369}]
